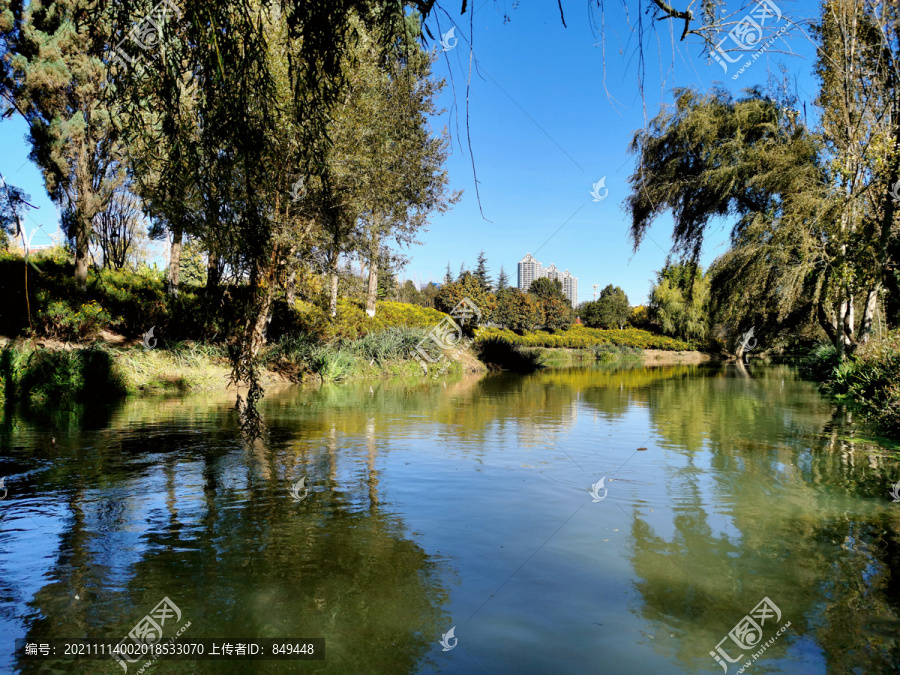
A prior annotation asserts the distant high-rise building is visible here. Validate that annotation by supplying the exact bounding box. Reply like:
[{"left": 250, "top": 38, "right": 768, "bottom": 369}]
[
  {"left": 560, "top": 270, "right": 578, "bottom": 308},
  {"left": 517, "top": 253, "right": 578, "bottom": 307},
  {"left": 517, "top": 253, "right": 543, "bottom": 292}
]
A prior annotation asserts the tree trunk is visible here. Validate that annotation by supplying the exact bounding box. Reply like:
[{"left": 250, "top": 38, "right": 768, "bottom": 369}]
[
  {"left": 285, "top": 268, "right": 297, "bottom": 307},
  {"left": 206, "top": 247, "right": 220, "bottom": 293},
  {"left": 74, "top": 211, "right": 90, "bottom": 292},
  {"left": 329, "top": 255, "right": 339, "bottom": 318},
  {"left": 366, "top": 259, "right": 378, "bottom": 318},
  {"left": 167, "top": 227, "right": 183, "bottom": 296}
]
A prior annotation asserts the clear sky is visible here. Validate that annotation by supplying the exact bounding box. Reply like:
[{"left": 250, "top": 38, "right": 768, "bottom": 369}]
[{"left": 0, "top": 0, "right": 822, "bottom": 305}]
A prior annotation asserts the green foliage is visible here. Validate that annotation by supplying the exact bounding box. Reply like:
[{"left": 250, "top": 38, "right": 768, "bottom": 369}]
[
  {"left": 475, "top": 325, "right": 694, "bottom": 351},
  {"left": 179, "top": 241, "right": 208, "bottom": 287},
  {"left": 809, "top": 331, "right": 900, "bottom": 434},
  {"left": 582, "top": 285, "right": 630, "bottom": 329},
  {"left": 527, "top": 277, "right": 573, "bottom": 332},
  {"left": 496, "top": 266, "right": 510, "bottom": 291},
  {"left": 36, "top": 299, "right": 113, "bottom": 340},
  {"left": 493, "top": 287, "right": 544, "bottom": 334},
  {"left": 474, "top": 250, "right": 491, "bottom": 292},
  {"left": 630, "top": 305, "right": 650, "bottom": 329},
  {"left": 0, "top": 345, "right": 126, "bottom": 405},
  {"left": 648, "top": 264, "right": 710, "bottom": 343},
  {"left": 434, "top": 273, "right": 496, "bottom": 325},
  {"left": 90, "top": 267, "right": 167, "bottom": 335}
]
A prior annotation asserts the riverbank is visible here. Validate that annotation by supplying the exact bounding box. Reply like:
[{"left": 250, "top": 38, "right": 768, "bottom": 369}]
[
  {"left": 0, "top": 333, "right": 487, "bottom": 406},
  {"left": 799, "top": 331, "right": 900, "bottom": 437},
  {"left": 0, "top": 332, "right": 718, "bottom": 407}
]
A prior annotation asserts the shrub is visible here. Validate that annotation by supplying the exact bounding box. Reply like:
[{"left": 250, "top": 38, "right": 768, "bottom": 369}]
[
  {"left": 3, "top": 345, "right": 126, "bottom": 405},
  {"left": 36, "top": 299, "right": 113, "bottom": 340},
  {"left": 292, "top": 299, "right": 450, "bottom": 341},
  {"left": 811, "top": 332, "right": 900, "bottom": 434},
  {"left": 474, "top": 325, "right": 694, "bottom": 351}
]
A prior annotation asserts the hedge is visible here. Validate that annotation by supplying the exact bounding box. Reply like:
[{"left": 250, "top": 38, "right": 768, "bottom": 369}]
[{"left": 474, "top": 325, "right": 695, "bottom": 351}]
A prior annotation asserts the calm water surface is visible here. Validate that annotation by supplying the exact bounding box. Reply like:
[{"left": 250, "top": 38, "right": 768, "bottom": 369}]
[{"left": 1, "top": 363, "right": 900, "bottom": 674}]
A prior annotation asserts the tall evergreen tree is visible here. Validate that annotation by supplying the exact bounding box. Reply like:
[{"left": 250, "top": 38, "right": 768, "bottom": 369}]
[
  {"left": 474, "top": 250, "right": 491, "bottom": 291},
  {"left": 7, "top": 0, "right": 126, "bottom": 290},
  {"left": 443, "top": 262, "right": 453, "bottom": 285},
  {"left": 496, "top": 265, "right": 510, "bottom": 291}
]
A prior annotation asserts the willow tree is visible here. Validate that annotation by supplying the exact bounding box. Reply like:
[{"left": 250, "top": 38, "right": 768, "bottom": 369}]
[{"left": 626, "top": 87, "right": 841, "bottom": 354}]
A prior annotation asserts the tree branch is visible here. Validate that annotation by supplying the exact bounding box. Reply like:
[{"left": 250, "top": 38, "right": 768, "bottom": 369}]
[{"left": 650, "top": 0, "right": 694, "bottom": 40}]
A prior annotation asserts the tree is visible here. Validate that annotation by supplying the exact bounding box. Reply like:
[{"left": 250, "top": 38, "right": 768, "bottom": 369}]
[
  {"left": 352, "top": 23, "right": 460, "bottom": 317},
  {"left": 528, "top": 277, "right": 564, "bottom": 301},
  {"left": 435, "top": 271, "right": 496, "bottom": 325},
  {"left": 397, "top": 279, "right": 422, "bottom": 305},
  {"left": 179, "top": 239, "right": 207, "bottom": 287},
  {"left": 420, "top": 281, "right": 439, "bottom": 308},
  {"left": 527, "top": 277, "right": 573, "bottom": 332},
  {"left": 474, "top": 250, "right": 491, "bottom": 292},
  {"left": 494, "top": 287, "right": 543, "bottom": 334},
  {"left": 496, "top": 265, "right": 510, "bottom": 291},
  {"left": 92, "top": 189, "right": 142, "bottom": 270},
  {"left": 627, "top": 3, "right": 900, "bottom": 359},
  {"left": 630, "top": 305, "right": 650, "bottom": 329},
  {"left": 7, "top": 0, "right": 126, "bottom": 290},
  {"left": 648, "top": 265, "right": 710, "bottom": 342},
  {"left": 443, "top": 262, "right": 453, "bottom": 285},
  {"left": 583, "top": 285, "right": 630, "bottom": 329}
]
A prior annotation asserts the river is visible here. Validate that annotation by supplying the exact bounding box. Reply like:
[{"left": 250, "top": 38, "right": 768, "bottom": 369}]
[{"left": 1, "top": 362, "right": 899, "bottom": 673}]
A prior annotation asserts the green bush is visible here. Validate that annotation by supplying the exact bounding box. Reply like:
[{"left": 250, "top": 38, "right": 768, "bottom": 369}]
[
  {"left": 1, "top": 345, "right": 126, "bottom": 405},
  {"left": 292, "top": 299, "right": 449, "bottom": 341},
  {"left": 811, "top": 332, "right": 900, "bottom": 434},
  {"left": 474, "top": 325, "right": 694, "bottom": 351},
  {"left": 36, "top": 299, "right": 113, "bottom": 340}
]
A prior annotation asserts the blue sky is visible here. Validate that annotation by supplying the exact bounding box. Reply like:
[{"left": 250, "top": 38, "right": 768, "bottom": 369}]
[{"left": 0, "top": 0, "right": 822, "bottom": 305}]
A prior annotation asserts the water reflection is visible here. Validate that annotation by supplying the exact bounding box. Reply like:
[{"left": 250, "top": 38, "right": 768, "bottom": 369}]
[{"left": 0, "top": 364, "right": 898, "bottom": 673}]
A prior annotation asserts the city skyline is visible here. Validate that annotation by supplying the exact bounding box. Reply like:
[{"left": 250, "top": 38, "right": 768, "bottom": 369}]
[{"left": 517, "top": 253, "right": 578, "bottom": 308}]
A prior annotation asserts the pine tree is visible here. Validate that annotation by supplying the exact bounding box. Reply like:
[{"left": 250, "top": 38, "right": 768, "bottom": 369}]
[
  {"left": 458, "top": 262, "right": 466, "bottom": 280},
  {"left": 443, "top": 262, "right": 453, "bottom": 284},
  {"left": 8, "top": 0, "right": 127, "bottom": 290},
  {"left": 474, "top": 250, "right": 491, "bottom": 291},
  {"left": 496, "top": 265, "right": 510, "bottom": 291}
]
